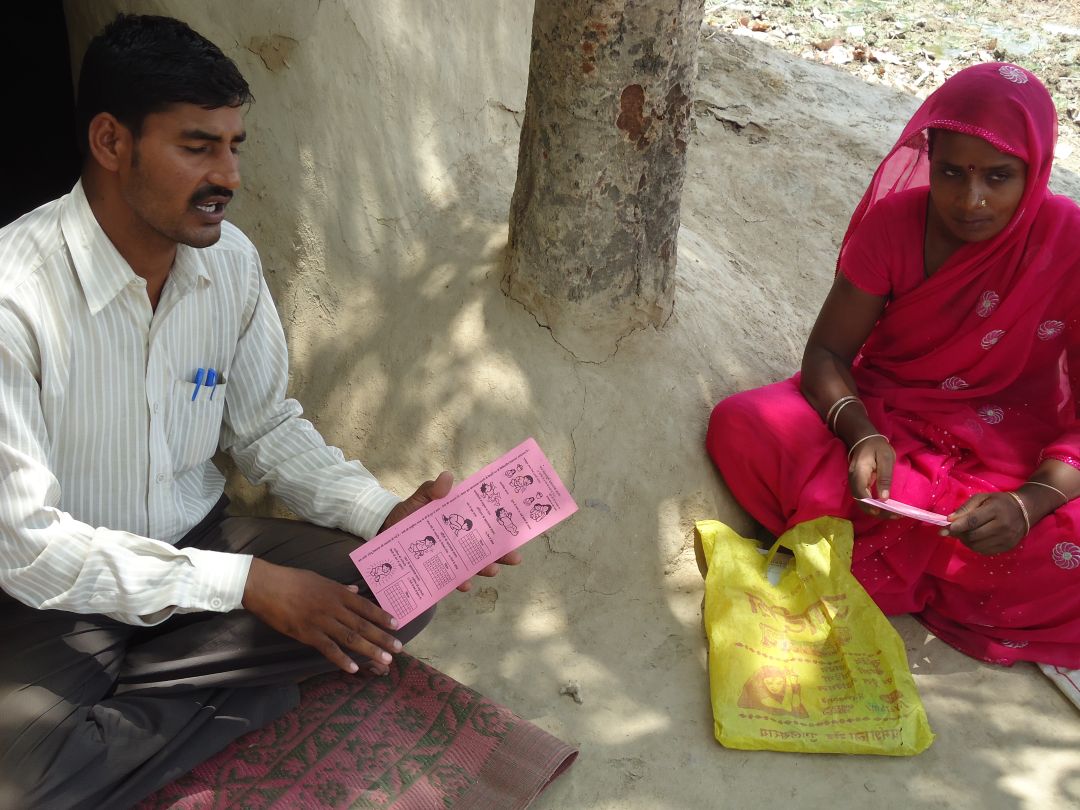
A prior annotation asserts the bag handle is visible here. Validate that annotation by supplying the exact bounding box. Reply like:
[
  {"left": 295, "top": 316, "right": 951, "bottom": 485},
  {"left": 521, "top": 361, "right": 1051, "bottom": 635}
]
[{"left": 763, "top": 536, "right": 789, "bottom": 570}]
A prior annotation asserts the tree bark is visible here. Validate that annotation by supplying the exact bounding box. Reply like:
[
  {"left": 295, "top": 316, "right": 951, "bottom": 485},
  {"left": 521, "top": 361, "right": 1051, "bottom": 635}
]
[{"left": 506, "top": 0, "right": 704, "bottom": 360}]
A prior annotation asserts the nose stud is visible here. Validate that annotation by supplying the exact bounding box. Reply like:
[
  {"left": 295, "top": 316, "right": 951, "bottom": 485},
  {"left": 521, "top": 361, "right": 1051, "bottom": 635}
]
[{"left": 978, "top": 198, "right": 988, "bottom": 208}]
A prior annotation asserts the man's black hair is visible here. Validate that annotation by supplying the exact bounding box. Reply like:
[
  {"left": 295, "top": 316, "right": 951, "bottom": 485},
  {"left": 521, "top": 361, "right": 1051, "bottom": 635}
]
[{"left": 75, "top": 13, "right": 253, "bottom": 156}]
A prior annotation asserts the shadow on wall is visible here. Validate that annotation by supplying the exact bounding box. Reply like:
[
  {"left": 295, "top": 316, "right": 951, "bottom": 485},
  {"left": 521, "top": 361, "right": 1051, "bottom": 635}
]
[{"left": 226, "top": 0, "right": 550, "bottom": 502}]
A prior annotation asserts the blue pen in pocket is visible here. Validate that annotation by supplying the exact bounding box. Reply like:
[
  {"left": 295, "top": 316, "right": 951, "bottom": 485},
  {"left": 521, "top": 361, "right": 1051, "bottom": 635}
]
[
  {"left": 191, "top": 368, "right": 205, "bottom": 401},
  {"left": 205, "top": 368, "right": 217, "bottom": 401}
]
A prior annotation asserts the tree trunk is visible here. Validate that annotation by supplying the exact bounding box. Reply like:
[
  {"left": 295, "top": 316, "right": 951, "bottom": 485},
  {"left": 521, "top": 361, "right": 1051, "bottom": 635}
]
[{"left": 506, "top": 0, "right": 704, "bottom": 361}]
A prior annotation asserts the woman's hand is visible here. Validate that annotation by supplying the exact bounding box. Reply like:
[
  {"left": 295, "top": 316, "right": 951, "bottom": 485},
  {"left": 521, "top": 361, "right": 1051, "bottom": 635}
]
[
  {"left": 848, "top": 435, "right": 896, "bottom": 504},
  {"left": 944, "top": 492, "right": 1027, "bottom": 555}
]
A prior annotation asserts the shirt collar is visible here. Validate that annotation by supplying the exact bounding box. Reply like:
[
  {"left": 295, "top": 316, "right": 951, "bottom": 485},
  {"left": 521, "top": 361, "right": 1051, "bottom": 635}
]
[
  {"left": 60, "top": 180, "right": 212, "bottom": 316},
  {"left": 171, "top": 244, "right": 212, "bottom": 299}
]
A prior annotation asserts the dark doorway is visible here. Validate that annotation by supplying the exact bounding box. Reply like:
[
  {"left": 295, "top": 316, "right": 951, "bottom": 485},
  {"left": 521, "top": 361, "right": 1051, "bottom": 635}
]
[{"left": 1, "top": 1, "right": 81, "bottom": 228}]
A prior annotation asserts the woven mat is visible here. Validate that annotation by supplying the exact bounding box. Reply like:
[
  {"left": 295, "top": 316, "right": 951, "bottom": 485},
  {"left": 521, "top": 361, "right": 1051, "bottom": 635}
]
[{"left": 137, "top": 654, "right": 577, "bottom": 809}]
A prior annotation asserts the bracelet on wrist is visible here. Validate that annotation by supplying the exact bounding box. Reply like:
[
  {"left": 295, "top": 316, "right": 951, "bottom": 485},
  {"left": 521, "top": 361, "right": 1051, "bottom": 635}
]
[
  {"left": 1022, "top": 480, "right": 1069, "bottom": 506},
  {"left": 847, "top": 433, "right": 889, "bottom": 462},
  {"left": 825, "top": 395, "right": 861, "bottom": 433},
  {"left": 1005, "top": 491, "right": 1031, "bottom": 536},
  {"left": 830, "top": 398, "right": 865, "bottom": 433}
]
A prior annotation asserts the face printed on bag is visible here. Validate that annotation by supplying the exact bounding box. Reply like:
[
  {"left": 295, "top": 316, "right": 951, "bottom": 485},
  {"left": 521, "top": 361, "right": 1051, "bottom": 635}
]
[{"left": 763, "top": 674, "right": 786, "bottom": 696}]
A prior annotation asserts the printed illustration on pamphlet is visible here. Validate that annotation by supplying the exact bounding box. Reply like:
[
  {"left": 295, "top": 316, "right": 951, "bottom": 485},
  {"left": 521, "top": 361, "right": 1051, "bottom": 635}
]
[{"left": 351, "top": 438, "right": 577, "bottom": 626}]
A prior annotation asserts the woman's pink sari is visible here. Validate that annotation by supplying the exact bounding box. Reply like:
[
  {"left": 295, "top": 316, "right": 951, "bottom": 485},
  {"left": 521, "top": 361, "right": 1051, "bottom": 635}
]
[{"left": 708, "top": 64, "right": 1080, "bottom": 667}]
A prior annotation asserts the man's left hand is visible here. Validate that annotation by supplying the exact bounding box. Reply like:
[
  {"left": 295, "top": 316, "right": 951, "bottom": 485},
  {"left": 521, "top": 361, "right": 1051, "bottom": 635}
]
[
  {"left": 379, "top": 470, "right": 523, "bottom": 592},
  {"left": 380, "top": 471, "right": 455, "bottom": 533},
  {"left": 459, "top": 550, "right": 522, "bottom": 592}
]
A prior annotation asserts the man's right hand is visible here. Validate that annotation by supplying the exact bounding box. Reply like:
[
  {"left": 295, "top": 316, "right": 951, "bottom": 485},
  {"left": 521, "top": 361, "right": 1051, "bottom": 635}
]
[{"left": 242, "top": 557, "right": 402, "bottom": 674}]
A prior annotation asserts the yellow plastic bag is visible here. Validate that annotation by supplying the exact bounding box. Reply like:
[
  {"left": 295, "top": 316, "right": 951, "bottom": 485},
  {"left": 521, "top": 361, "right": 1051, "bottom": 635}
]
[{"left": 698, "top": 516, "right": 934, "bottom": 755}]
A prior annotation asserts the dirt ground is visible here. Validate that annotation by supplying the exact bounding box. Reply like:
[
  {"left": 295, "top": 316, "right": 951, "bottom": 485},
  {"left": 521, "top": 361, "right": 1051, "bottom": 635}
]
[
  {"left": 704, "top": 0, "right": 1080, "bottom": 168},
  {"left": 409, "top": 25, "right": 1080, "bottom": 810}
]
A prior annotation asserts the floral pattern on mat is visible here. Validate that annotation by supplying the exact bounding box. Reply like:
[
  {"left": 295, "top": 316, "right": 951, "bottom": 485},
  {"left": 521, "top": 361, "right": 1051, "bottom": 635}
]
[{"left": 138, "top": 653, "right": 575, "bottom": 809}]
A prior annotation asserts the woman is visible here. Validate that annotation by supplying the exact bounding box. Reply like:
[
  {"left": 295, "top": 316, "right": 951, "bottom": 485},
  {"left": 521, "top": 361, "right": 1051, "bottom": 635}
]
[
  {"left": 738, "top": 666, "right": 807, "bottom": 717},
  {"left": 707, "top": 63, "right": 1080, "bottom": 668}
]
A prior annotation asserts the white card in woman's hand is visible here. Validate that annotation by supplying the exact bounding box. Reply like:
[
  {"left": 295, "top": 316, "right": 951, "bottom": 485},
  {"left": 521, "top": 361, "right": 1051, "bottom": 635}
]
[{"left": 859, "top": 497, "right": 950, "bottom": 526}]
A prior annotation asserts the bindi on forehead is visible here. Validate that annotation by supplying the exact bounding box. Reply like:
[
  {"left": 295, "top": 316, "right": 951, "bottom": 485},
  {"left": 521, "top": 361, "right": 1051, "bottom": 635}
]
[
  {"left": 934, "top": 131, "right": 1024, "bottom": 169},
  {"left": 937, "top": 158, "right": 1021, "bottom": 174}
]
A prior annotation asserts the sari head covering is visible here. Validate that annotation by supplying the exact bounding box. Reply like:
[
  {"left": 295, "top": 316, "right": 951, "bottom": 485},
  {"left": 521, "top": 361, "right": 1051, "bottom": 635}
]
[
  {"left": 838, "top": 63, "right": 1080, "bottom": 478},
  {"left": 840, "top": 62, "right": 1059, "bottom": 259}
]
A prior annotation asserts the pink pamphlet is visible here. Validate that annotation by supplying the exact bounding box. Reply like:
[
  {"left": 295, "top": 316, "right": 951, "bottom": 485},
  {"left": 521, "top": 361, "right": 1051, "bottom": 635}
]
[
  {"left": 859, "top": 497, "right": 950, "bottom": 526},
  {"left": 352, "top": 438, "right": 577, "bottom": 626}
]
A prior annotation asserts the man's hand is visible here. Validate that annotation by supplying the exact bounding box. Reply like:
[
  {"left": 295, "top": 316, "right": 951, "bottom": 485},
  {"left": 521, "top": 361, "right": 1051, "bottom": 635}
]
[
  {"left": 458, "top": 550, "right": 523, "bottom": 592},
  {"left": 242, "top": 557, "right": 402, "bottom": 674},
  {"left": 380, "top": 470, "right": 523, "bottom": 592},
  {"left": 380, "top": 471, "right": 455, "bottom": 533}
]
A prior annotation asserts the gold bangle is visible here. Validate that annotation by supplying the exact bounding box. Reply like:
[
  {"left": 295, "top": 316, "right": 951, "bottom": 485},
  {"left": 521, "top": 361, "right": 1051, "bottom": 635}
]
[
  {"left": 847, "top": 433, "right": 888, "bottom": 462},
  {"left": 1006, "top": 491, "right": 1031, "bottom": 536},
  {"left": 826, "top": 395, "right": 859, "bottom": 431},
  {"left": 830, "top": 398, "right": 865, "bottom": 433},
  {"left": 1023, "top": 480, "right": 1069, "bottom": 505}
]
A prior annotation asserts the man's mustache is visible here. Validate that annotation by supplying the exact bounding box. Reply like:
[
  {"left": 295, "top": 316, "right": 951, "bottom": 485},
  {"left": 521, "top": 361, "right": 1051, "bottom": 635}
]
[{"left": 191, "top": 186, "right": 234, "bottom": 204}]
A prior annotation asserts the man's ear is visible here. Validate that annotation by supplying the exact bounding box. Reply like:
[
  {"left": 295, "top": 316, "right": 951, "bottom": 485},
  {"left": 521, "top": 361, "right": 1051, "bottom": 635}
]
[{"left": 87, "top": 112, "right": 133, "bottom": 173}]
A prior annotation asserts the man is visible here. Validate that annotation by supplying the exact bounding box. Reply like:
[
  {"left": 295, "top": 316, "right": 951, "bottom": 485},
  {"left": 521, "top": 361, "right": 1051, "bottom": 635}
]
[{"left": 0, "top": 14, "right": 518, "bottom": 808}]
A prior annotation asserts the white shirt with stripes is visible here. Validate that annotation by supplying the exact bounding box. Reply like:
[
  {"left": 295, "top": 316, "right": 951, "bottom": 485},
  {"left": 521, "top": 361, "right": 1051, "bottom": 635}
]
[{"left": 0, "top": 181, "right": 399, "bottom": 625}]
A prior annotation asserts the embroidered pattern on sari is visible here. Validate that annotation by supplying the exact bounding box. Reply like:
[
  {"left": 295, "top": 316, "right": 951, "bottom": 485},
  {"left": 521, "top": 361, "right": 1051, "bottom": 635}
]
[
  {"left": 998, "top": 65, "right": 1029, "bottom": 84},
  {"left": 1038, "top": 320, "right": 1064, "bottom": 340},
  {"left": 1052, "top": 542, "right": 1080, "bottom": 570},
  {"left": 976, "top": 291, "right": 999, "bottom": 317}
]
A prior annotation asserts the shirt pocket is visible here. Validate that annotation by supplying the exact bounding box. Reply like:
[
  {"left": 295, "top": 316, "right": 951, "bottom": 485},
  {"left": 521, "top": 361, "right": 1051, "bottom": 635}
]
[{"left": 167, "top": 379, "right": 228, "bottom": 472}]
